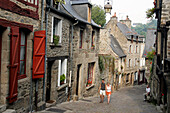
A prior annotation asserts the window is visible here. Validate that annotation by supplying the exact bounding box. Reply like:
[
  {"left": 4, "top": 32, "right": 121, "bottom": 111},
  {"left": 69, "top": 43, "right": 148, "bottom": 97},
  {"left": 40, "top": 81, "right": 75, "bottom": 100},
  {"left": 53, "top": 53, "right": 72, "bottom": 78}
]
[
  {"left": 129, "top": 45, "right": 131, "bottom": 53},
  {"left": 134, "top": 72, "right": 138, "bottom": 81},
  {"left": 129, "top": 59, "right": 131, "bottom": 67},
  {"left": 131, "top": 35, "right": 133, "bottom": 43},
  {"left": 88, "top": 7, "right": 91, "bottom": 23},
  {"left": 136, "top": 36, "right": 138, "bottom": 44},
  {"left": 79, "top": 29, "right": 84, "bottom": 48},
  {"left": 91, "top": 31, "right": 95, "bottom": 48},
  {"left": 136, "top": 46, "right": 138, "bottom": 53},
  {"left": 126, "top": 74, "right": 129, "bottom": 83},
  {"left": 51, "top": 17, "right": 62, "bottom": 43},
  {"left": 87, "top": 62, "right": 94, "bottom": 86},
  {"left": 18, "top": 31, "right": 27, "bottom": 79},
  {"left": 58, "top": 59, "right": 67, "bottom": 86}
]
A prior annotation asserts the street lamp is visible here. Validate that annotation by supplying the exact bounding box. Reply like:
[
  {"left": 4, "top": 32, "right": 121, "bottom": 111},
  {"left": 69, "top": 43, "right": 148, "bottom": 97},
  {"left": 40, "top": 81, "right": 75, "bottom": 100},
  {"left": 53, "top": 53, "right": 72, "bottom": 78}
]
[{"left": 104, "top": 0, "right": 112, "bottom": 14}]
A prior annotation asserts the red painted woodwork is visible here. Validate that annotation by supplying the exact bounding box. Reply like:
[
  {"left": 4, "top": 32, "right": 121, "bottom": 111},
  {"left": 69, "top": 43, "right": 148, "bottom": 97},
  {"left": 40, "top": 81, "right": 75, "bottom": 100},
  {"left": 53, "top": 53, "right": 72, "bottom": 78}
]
[
  {"left": 0, "top": 0, "right": 39, "bottom": 20},
  {"left": 16, "top": 0, "right": 39, "bottom": 8},
  {"left": 0, "top": 18, "right": 33, "bottom": 32},
  {"left": 32, "top": 30, "right": 46, "bottom": 79},
  {"left": 7, "top": 27, "right": 20, "bottom": 103}
]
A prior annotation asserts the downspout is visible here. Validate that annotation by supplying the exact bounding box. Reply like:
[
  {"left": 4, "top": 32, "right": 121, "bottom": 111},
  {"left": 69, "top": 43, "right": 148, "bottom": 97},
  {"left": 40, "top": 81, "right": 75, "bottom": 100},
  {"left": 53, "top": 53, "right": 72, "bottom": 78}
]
[
  {"left": 68, "top": 20, "right": 78, "bottom": 101},
  {"left": 43, "top": 2, "right": 50, "bottom": 102}
]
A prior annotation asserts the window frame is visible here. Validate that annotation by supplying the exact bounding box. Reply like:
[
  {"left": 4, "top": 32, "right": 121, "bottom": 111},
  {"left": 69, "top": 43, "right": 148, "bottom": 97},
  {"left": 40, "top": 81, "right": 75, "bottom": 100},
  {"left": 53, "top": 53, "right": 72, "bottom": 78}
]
[
  {"left": 57, "top": 59, "right": 67, "bottom": 87},
  {"left": 91, "top": 31, "right": 95, "bottom": 47},
  {"left": 18, "top": 31, "right": 27, "bottom": 80},
  {"left": 87, "top": 62, "right": 94, "bottom": 86},
  {"left": 51, "top": 16, "right": 62, "bottom": 43}
]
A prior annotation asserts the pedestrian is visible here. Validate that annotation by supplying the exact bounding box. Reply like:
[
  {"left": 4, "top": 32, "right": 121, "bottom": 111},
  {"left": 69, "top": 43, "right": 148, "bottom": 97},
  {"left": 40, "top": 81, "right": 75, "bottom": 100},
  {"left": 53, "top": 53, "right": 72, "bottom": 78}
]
[
  {"left": 106, "top": 82, "right": 112, "bottom": 104},
  {"left": 98, "top": 78, "right": 106, "bottom": 103},
  {"left": 143, "top": 85, "right": 150, "bottom": 101}
]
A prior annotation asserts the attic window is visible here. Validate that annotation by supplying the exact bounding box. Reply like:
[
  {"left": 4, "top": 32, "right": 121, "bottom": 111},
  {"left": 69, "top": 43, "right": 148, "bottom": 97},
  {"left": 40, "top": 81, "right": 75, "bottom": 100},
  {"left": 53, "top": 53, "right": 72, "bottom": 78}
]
[{"left": 88, "top": 7, "right": 91, "bottom": 23}]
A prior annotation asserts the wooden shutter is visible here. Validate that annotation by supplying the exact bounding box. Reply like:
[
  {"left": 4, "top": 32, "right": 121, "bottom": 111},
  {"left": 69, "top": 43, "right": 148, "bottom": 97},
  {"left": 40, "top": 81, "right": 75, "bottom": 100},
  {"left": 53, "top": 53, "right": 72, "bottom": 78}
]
[
  {"left": 32, "top": 30, "right": 46, "bottom": 79},
  {"left": 7, "top": 27, "right": 20, "bottom": 103}
]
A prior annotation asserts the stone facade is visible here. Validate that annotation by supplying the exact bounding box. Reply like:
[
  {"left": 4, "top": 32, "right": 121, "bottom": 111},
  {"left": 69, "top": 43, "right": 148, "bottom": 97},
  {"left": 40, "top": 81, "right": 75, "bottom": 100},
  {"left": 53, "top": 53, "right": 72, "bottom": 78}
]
[
  {"left": 71, "top": 24, "right": 100, "bottom": 99},
  {"left": 99, "top": 28, "right": 126, "bottom": 91},
  {"left": 0, "top": 0, "right": 46, "bottom": 112},
  {"left": 105, "top": 14, "right": 145, "bottom": 87},
  {"left": 45, "top": 0, "right": 101, "bottom": 104}
]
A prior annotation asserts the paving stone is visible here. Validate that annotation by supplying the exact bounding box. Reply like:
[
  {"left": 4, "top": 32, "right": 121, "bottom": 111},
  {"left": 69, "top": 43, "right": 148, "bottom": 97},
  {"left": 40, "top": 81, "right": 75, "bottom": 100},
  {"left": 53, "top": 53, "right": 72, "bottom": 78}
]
[{"left": 38, "top": 85, "right": 162, "bottom": 113}]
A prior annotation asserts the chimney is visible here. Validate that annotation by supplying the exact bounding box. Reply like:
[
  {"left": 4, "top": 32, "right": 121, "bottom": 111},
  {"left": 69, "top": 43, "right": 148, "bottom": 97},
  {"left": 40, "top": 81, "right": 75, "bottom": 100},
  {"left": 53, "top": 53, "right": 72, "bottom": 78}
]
[
  {"left": 120, "top": 15, "right": 131, "bottom": 28},
  {"left": 110, "top": 12, "right": 118, "bottom": 24}
]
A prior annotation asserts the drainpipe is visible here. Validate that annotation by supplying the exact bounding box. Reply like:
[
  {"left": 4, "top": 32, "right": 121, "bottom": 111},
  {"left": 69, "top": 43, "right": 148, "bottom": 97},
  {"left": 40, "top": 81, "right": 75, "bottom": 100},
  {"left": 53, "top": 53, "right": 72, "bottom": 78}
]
[{"left": 68, "top": 20, "right": 78, "bottom": 101}]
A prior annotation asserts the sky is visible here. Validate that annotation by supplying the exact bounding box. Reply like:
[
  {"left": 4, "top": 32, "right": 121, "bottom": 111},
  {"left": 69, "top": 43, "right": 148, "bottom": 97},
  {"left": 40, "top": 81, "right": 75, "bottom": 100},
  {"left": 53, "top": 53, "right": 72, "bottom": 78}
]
[{"left": 90, "top": 0, "right": 154, "bottom": 25}]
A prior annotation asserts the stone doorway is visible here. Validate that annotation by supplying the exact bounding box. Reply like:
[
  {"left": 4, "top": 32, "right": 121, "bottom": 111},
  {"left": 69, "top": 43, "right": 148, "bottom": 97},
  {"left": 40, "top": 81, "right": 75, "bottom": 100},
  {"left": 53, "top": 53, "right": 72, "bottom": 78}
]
[
  {"left": 46, "top": 61, "right": 53, "bottom": 102},
  {"left": 76, "top": 64, "right": 81, "bottom": 96}
]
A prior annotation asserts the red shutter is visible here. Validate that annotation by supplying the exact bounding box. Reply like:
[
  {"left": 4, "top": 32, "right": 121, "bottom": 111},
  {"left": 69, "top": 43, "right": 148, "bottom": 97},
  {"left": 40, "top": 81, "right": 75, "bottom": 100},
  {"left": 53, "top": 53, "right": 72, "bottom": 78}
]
[
  {"left": 7, "top": 27, "right": 20, "bottom": 103},
  {"left": 32, "top": 30, "right": 46, "bottom": 79}
]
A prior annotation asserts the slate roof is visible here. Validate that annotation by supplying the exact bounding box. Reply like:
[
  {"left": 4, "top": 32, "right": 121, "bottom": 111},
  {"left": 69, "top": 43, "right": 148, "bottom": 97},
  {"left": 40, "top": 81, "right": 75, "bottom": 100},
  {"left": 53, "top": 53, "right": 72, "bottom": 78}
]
[
  {"left": 71, "top": 0, "right": 92, "bottom": 5},
  {"left": 117, "top": 22, "right": 139, "bottom": 40},
  {"left": 142, "top": 29, "right": 156, "bottom": 58},
  {"left": 110, "top": 34, "right": 126, "bottom": 58},
  {"left": 59, "top": 0, "right": 99, "bottom": 28}
]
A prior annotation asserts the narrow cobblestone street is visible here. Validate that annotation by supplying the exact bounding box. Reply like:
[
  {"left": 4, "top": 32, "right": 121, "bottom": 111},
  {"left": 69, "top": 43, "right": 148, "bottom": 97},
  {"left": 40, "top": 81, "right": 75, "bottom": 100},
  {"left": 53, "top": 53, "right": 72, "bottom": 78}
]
[{"left": 38, "top": 85, "right": 160, "bottom": 113}]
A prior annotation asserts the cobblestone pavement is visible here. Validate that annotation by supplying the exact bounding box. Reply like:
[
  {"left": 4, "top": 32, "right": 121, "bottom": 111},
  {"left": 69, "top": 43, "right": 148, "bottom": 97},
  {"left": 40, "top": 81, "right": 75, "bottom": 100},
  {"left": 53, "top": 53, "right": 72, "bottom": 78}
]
[{"left": 38, "top": 85, "right": 161, "bottom": 113}]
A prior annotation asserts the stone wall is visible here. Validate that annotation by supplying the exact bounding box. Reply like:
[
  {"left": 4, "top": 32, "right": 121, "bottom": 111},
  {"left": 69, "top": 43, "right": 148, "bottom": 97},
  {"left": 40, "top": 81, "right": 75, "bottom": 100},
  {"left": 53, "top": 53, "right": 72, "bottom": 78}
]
[
  {"left": 71, "top": 23, "right": 100, "bottom": 99},
  {"left": 0, "top": 0, "right": 46, "bottom": 112}
]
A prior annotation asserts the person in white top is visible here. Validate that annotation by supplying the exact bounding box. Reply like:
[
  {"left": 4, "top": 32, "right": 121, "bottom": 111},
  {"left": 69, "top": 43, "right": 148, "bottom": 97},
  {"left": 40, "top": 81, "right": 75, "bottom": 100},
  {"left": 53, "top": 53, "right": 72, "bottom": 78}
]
[
  {"left": 144, "top": 85, "right": 150, "bottom": 101},
  {"left": 106, "top": 82, "right": 112, "bottom": 104}
]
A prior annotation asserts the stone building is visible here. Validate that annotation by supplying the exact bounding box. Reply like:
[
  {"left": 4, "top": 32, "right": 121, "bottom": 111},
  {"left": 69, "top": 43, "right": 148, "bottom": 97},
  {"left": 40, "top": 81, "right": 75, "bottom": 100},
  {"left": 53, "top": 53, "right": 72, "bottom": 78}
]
[
  {"left": 150, "top": 0, "right": 170, "bottom": 112},
  {"left": 99, "top": 28, "right": 126, "bottom": 91},
  {"left": 45, "top": 0, "right": 100, "bottom": 104},
  {"left": 0, "top": 0, "right": 46, "bottom": 112},
  {"left": 105, "top": 13, "right": 144, "bottom": 86},
  {"left": 138, "top": 35, "right": 146, "bottom": 85}
]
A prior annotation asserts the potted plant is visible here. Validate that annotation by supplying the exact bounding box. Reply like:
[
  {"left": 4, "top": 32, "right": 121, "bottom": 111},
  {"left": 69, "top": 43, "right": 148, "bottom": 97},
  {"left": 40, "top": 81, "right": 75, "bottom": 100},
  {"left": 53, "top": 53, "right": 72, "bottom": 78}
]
[
  {"left": 91, "top": 45, "right": 95, "bottom": 49},
  {"left": 53, "top": 35, "right": 59, "bottom": 45},
  {"left": 60, "top": 74, "right": 66, "bottom": 85}
]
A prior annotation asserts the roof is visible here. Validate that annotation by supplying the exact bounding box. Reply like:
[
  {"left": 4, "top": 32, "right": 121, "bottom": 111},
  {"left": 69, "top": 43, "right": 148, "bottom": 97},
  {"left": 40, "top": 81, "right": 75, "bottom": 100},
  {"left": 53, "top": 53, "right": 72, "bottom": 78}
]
[
  {"left": 59, "top": 0, "right": 99, "bottom": 28},
  {"left": 142, "top": 29, "right": 156, "bottom": 58},
  {"left": 110, "top": 34, "right": 126, "bottom": 58},
  {"left": 117, "top": 22, "right": 139, "bottom": 40},
  {"left": 71, "top": 0, "right": 92, "bottom": 6}
]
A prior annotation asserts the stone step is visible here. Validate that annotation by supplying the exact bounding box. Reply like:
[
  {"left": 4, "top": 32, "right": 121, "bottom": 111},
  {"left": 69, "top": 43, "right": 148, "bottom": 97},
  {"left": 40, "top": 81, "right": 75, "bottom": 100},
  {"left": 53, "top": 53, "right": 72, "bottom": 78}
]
[
  {"left": 3, "top": 109, "right": 16, "bottom": 113},
  {"left": 0, "top": 104, "right": 6, "bottom": 113}
]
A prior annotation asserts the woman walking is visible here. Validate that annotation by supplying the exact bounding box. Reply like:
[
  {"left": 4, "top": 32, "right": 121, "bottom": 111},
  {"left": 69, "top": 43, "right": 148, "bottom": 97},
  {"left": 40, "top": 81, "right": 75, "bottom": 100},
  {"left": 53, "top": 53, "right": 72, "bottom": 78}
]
[{"left": 106, "top": 82, "right": 112, "bottom": 104}]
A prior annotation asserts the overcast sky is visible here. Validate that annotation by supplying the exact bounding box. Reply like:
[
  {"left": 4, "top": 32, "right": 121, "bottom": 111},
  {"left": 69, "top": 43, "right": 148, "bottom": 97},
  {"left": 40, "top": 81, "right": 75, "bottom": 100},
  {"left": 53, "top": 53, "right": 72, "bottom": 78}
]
[{"left": 91, "top": 0, "right": 154, "bottom": 25}]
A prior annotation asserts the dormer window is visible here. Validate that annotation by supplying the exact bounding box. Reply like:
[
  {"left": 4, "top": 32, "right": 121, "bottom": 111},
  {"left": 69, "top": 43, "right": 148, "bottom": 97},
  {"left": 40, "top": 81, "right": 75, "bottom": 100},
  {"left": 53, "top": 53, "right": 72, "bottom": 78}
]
[{"left": 88, "top": 6, "right": 91, "bottom": 23}]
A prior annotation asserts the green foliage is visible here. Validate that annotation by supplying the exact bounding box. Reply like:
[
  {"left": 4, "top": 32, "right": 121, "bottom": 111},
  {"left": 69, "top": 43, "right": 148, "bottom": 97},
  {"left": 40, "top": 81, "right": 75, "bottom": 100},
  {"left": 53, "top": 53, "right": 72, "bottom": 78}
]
[
  {"left": 146, "top": 8, "right": 155, "bottom": 19},
  {"left": 60, "top": 74, "right": 66, "bottom": 82},
  {"left": 54, "top": 0, "right": 65, "bottom": 4},
  {"left": 53, "top": 35, "right": 59, "bottom": 45},
  {"left": 92, "top": 4, "right": 106, "bottom": 27},
  {"left": 99, "top": 56, "right": 104, "bottom": 73},
  {"left": 146, "top": 49, "right": 155, "bottom": 61},
  {"left": 132, "top": 19, "right": 157, "bottom": 37}
]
